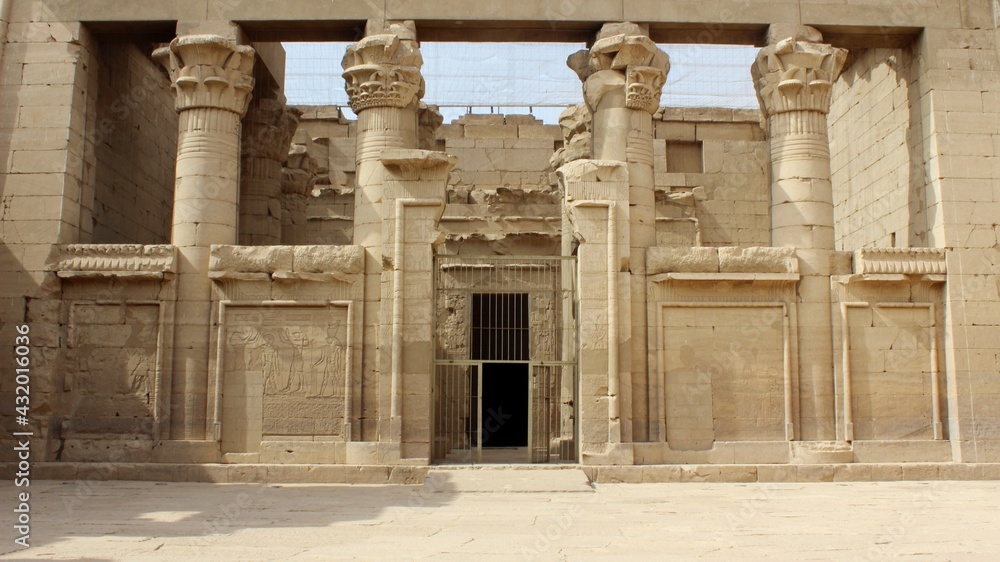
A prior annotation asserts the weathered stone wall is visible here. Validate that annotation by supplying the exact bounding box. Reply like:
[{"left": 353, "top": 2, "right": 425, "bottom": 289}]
[
  {"left": 293, "top": 108, "right": 770, "bottom": 253},
  {"left": 91, "top": 42, "right": 177, "bottom": 244},
  {"left": 653, "top": 108, "right": 769, "bottom": 248},
  {"left": 830, "top": 48, "right": 918, "bottom": 251}
]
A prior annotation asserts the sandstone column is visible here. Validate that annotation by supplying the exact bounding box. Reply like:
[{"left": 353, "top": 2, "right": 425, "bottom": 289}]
[
  {"left": 342, "top": 21, "right": 423, "bottom": 442},
  {"left": 154, "top": 36, "right": 255, "bottom": 439},
  {"left": 239, "top": 97, "right": 300, "bottom": 245},
  {"left": 753, "top": 26, "right": 846, "bottom": 440},
  {"left": 569, "top": 23, "right": 669, "bottom": 442}
]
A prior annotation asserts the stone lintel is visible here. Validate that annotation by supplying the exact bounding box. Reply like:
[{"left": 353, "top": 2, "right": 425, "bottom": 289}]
[
  {"left": 209, "top": 244, "right": 365, "bottom": 275},
  {"left": 646, "top": 246, "right": 798, "bottom": 275}
]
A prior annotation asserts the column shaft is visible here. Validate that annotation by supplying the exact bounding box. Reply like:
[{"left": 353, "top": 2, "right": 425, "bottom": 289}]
[
  {"left": 753, "top": 30, "right": 847, "bottom": 440},
  {"left": 342, "top": 20, "right": 424, "bottom": 443},
  {"left": 574, "top": 23, "right": 669, "bottom": 442},
  {"left": 155, "top": 35, "right": 255, "bottom": 439}
]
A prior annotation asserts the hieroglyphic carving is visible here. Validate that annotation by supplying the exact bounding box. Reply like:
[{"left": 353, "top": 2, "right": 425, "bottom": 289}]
[{"left": 224, "top": 307, "right": 348, "bottom": 436}]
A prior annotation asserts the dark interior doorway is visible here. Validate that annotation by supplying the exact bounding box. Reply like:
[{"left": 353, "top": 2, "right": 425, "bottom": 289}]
[
  {"left": 470, "top": 293, "right": 529, "bottom": 449},
  {"left": 480, "top": 363, "right": 529, "bottom": 447}
]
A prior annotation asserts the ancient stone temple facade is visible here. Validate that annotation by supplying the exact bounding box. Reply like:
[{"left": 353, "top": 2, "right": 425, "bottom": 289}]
[{"left": 2, "top": 1, "right": 1000, "bottom": 482}]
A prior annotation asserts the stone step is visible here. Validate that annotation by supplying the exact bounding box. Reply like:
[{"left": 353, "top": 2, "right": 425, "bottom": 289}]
[{"left": 425, "top": 465, "right": 594, "bottom": 493}]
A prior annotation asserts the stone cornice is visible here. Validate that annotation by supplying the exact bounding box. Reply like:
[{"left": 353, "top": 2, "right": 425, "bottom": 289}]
[
  {"left": 853, "top": 247, "right": 947, "bottom": 275},
  {"left": 52, "top": 245, "right": 176, "bottom": 278}
]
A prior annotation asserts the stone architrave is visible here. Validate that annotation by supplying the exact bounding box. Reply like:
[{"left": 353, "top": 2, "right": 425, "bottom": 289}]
[
  {"left": 753, "top": 27, "right": 847, "bottom": 441},
  {"left": 342, "top": 20, "right": 424, "bottom": 443},
  {"left": 240, "top": 98, "right": 301, "bottom": 245},
  {"left": 568, "top": 22, "right": 669, "bottom": 441},
  {"left": 154, "top": 35, "right": 255, "bottom": 439}
]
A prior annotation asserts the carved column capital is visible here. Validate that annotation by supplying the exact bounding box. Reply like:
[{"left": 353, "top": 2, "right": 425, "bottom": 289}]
[
  {"left": 570, "top": 27, "right": 670, "bottom": 114},
  {"left": 154, "top": 35, "right": 256, "bottom": 116},
  {"left": 752, "top": 37, "right": 847, "bottom": 117},
  {"left": 341, "top": 23, "right": 424, "bottom": 112}
]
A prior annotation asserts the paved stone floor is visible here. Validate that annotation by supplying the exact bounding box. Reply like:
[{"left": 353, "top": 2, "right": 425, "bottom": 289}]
[{"left": 2, "top": 471, "right": 999, "bottom": 560}]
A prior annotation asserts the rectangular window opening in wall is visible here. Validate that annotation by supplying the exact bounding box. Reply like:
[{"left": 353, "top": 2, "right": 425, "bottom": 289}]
[{"left": 666, "top": 141, "right": 704, "bottom": 174}]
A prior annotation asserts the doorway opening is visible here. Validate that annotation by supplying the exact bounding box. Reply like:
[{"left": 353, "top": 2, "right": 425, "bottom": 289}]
[
  {"left": 432, "top": 256, "right": 578, "bottom": 464},
  {"left": 472, "top": 293, "right": 530, "bottom": 451}
]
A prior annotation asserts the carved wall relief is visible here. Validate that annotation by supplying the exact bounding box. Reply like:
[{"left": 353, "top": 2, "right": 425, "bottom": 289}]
[
  {"left": 66, "top": 302, "right": 161, "bottom": 433},
  {"left": 223, "top": 306, "right": 349, "bottom": 437}
]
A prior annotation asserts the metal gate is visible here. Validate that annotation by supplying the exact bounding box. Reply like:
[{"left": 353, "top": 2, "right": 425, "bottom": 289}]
[{"left": 432, "top": 256, "right": 578, "bottom": 464}]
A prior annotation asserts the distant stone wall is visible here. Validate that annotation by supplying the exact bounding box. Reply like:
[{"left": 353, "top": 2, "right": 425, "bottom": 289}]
[
  {"left": 294, "top": 107, "right": 769, "bottom": 251},
  {"left": 830, "top": 48, "right": 917, "bottom": 251},
  {"left": 653, "top": 108, "right": 769, "bottom": 248},
  {"left": 91, "top": 42, "right": 178, "bottom": 244}
]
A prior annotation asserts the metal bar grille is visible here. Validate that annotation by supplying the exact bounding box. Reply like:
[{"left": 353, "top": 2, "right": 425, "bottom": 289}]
[{"left": 432, "top": 256, "right": 577, "bottom": 464}]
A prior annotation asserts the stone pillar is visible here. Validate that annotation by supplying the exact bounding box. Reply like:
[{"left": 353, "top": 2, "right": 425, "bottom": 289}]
[
  {"left": 342, "top": 21, "right": 423, "bottom": 442},
  {"left": 281, "top": 142, "right": 319, "bottom": 245},
  {"left": 569, "top": 22, "right": 669, "bottom": 442},
  {"left": 239, "top": 98, "right": 300, "bottom": 245},
  {"left": 154, "top": 35, "right": 255, "bottom": 439},
  {"left": 753, "top": 26, "right": 847, "bottom": 440},
  {"left": 381, "top": 150, "right": 454, "bottom": 459},
  {"left": 559, "top": 160, "right": 631, "bottom": 462},
  {"left": 753, "top": 26, "right": 847, "bottom": 250}
]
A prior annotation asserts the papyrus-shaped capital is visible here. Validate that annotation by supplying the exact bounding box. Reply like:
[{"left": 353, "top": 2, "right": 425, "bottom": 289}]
[
  {"left": 154, "top": 35, "right": 256, "bottom": 116},
  {"left": 753, "top": 38, "right": 847, "bottom": 117}
]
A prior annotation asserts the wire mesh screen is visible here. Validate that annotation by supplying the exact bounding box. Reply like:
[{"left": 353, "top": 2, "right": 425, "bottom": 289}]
[
  {"left": 432, "top": 256, "right": 577, "bottom": 463},
  {"left": 283, "top": 42, "right": 759, "bottom": 123}
]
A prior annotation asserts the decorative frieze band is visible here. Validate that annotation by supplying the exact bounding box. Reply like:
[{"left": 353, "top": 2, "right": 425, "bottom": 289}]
[
  {"left": 53, "top": 245, "right": 176, "bottom": 277},
  {"left": 853, "top": 248, "right": 947, "bottom": 275},
  {"left": 209, "top": 245, "right": 365, "bottom": 275}
]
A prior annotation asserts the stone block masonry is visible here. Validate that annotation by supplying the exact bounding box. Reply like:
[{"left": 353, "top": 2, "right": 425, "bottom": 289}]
[{"left": 0, "top": 2, "right": 999, "bottom": 480}]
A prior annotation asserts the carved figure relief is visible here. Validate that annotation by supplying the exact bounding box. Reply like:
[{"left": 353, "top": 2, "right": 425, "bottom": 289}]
[{"left": 223, "top": 307, "right": 348, "bottom": 436}]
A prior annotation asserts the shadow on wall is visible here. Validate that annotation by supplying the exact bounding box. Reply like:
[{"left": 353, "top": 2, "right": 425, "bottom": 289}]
[{"left": 0, "top": 242, "right": 42, "bottom": 464}]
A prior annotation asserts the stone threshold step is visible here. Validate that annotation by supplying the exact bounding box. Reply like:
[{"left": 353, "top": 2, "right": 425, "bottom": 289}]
[
  {"left": 10, "top": 462, "right": 1000, "bottom": 485},
  {"left": 586, "top": 463, "right": 1000, "bottom": 483},
  {"left": 12, "top": 462, "right": 429, "bottom": 485},
  {"left": 425, "top": 466, "right": 593, "bottom": 493}
]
